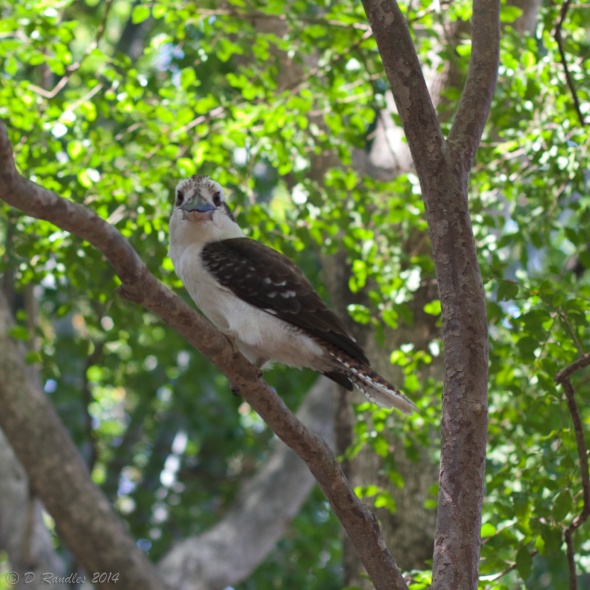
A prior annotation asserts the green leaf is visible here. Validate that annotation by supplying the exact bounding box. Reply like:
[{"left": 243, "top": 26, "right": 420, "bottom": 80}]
[
  {"left": 456, "top": 42, "right": 472, "bottom": 57},
  {"left": 152, "top": 3, "right": 167, "bottom": 18},
  {"left": 516, "top": 546, "right": 532, "bottom": 580},
  {"left": 131, "top": 5, "right": 150, "bottom": 24},
  {"left": 177, "top": 158, "right": 196, "bottom": 177},
  {"left": 348, "top": 304, "right": 371, "bottom": 324},
  {"left": 497, "top": 279, "right": 519, "bottom": 301},
  {"left": 372, "top": 436, "right": 389, "bottom": 458},
  {"left": 500, "top": 5, "right": 523, "bottom": 23},
  {"left": 9, "top": 326, "right": 29, "bottom": 341},
  {"left": 552, "top": 491, "right": 572, "bottom": 522},
  {"left": 517, "top": 336, "right": 538, "bottom": 359},
  {"left": 24, "top": 350, "right": 42, "bottom": 364},
  {"left": 67, "top": 140, "right": 83, "bottom": 160},
  {"left": 540, "top": 524, "right": 563, "bottom": 554},
  {"left": 513, "top": 492, "right": 531, "bottom": 524},
  {"left": 374, "top": 490, "right": 397, "bottom": 513},
  {"left": 180, "top": 68, "right": 197, "bottom": 89},
  {"left": 423, "top": 300, "right": 441, "bottom": 316}
]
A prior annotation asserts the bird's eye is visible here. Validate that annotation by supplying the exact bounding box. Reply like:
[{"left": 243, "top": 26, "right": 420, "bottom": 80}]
[
  {"left": 212, "top": 191, "right": 222, "bottom": 206},
  {"left": 176, "top": 189, "right": 185, "bottom": 206}
]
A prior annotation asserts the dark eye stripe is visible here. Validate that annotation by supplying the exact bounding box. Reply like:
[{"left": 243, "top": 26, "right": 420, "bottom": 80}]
[
  {"left": 176, "top": 189, "right": 185, "bottom": 205},
  {"left": 222, "top": 202, "right": 235, "bottom": 221}
]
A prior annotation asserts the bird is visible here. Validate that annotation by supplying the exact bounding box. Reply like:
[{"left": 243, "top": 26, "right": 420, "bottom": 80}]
[{"left": 168, "top": 175, "right": 416, "bottom": 414}]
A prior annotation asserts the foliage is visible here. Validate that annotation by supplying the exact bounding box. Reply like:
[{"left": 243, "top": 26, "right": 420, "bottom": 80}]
[{"left": 0, "top": 0, "right": 589, "bottom": 587}]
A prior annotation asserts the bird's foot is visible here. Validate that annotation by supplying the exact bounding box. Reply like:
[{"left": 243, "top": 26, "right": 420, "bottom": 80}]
[{"left": 223, "top": 331, "right": 239, "bottom": 354}]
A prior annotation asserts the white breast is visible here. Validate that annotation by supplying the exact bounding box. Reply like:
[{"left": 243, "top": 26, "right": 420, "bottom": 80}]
[{"left": 173, "top": 244, "right": 327, "bottom": 370}]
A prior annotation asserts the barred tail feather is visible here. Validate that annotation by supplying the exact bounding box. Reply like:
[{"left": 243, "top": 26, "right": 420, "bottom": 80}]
[
  {"left": 348, "top": 371, "right": 416, "bottom": 414},
  {"left": 325, "top": 348, "right": 417, "bottom": 414}
]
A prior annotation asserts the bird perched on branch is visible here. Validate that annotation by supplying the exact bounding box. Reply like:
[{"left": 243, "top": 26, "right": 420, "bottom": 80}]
[{"left": 168, "top": 175, "right": 416, "bottom": 414}]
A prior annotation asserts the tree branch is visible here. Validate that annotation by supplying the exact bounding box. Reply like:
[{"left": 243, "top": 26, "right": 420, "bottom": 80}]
[
  {"left": 360, "top": 3, "right": 495, "bottom": 589},
  {"left": 556, "top": 353, "right": 590, "bottom": 384},
  {"left": 159, "top": 378, "right": 335, "bottom": 589},
  {"left": 0, "top": 292, "right": 167, "bottom": 590},
  {"left": 0, "top": 428, "right": 68, "bottom": 590},
  {"left": 0, "top": 120, "right": 408, "bottom": 590},
  {"left": 360, "top": 0, "right": 445, "bottom": 181},
  {"left": 448, "top": 0, "right": 501, "bottom": 165},
  {"left": 555, "top": 356, "right": 590, "bottom": 590},
  {"left": 553, "top": 0, "right": 586, "bottom": 127}
]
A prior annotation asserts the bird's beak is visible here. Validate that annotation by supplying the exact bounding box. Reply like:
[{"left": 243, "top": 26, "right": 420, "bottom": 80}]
[{"left": 180, "top": 200, "right": 217, "bottom": 213}]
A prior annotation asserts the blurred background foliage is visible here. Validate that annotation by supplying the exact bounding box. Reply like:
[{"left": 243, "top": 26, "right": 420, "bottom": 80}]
[{"left": 0, "top": 0, "right": 589, "bottom": 588}]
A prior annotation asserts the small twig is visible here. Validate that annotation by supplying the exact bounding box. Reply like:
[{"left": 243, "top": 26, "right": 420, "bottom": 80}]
[
  {"left": 28, "top": 0, "right": 114, "bottom": 100},
  {"left": 94, "top": 0, "right": 115, "bottom": 47},
  {"left": 407, "top": 1, "right": 453, "bottom": 23},
  {"left": 558, "top": 376, "right": 590, "bottom": 523},
  {"left": 67, "top": 83, "right": 104, "bottom": 113},
  {"left": 171, "top": 105, "right": 226, "bottom": 138},
  {"left": 565, "top": 530, "right": 578, "bottom": 590},
  {"left": 536, "top": 315, "right": 557, "bottom": 361},
  {"left": 556, "top": 354, "right": 590, "bottom": 382},
  {"left": 553, "top": 0, "right": 586, "bottom": 127},
  {"left": 557, "top": 310, "right": 585, "bottom": 355},
  {"left": 113, "top": 122, "right": 142, "bottom": 142},
  {"left": 28, "top": 75, "right": 71, "bottom": 100},
  {"left": 555, "top": 355, "right": 590, "bottom": 590},
  {"left": 487, "top": 549, "right": 539, "bottom": 582}
]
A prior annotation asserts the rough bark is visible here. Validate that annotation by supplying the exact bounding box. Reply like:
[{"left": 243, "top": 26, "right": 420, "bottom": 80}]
[
  {"left": 360, "top": 0, "right": 499, "bottom": 588},
  {"left": 159, "top": 377, "right": 335, "bottom": 590},
  {"left": 0, "top": 119, "right": 408, "bottom": 590},
  {"left": 344, "top": 0, "right": 541, "bottom": 582}
]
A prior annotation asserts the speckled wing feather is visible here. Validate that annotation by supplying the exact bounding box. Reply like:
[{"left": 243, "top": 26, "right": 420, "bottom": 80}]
[{"left": 200, "top": 237, "right": 369, "bottom": 365}]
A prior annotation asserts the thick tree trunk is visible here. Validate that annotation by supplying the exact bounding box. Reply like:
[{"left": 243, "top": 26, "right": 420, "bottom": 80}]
[
  {"left": 0, "top": 290, "right": 167, "bottom": 590},
  {"left": 338, "top": 1, "right": 542, "bottom": 584},
  {"left": 360, "top": 0, "right": 501, "bottom": 586}
]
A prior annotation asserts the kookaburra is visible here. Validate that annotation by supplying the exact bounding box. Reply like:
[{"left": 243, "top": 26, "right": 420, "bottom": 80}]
[{"left": 168, "top": 175, "right": 416, "bottom": 414}]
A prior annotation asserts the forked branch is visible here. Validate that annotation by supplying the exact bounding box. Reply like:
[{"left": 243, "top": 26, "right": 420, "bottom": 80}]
[
  {"left": 360, "top": 2, "right": 498, "bottom": 589},
  {"left": 448, "top": 0, "right": 501, "bottom": 163}
]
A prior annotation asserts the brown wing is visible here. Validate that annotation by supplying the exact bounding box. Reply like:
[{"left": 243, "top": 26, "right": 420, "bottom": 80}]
[{"left": 201, "top": 238, "right": 369, "bottom": 364}]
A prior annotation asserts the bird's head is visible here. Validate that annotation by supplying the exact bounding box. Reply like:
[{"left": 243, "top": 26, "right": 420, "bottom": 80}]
[{"left": 169, "top": 175, "right": 244, "bottom": 250}]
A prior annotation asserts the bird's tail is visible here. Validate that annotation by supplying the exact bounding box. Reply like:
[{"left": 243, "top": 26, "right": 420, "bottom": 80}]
[
  {"left": 326, "top": 349, "right": 417, "bottom": 414},
  {"left": 348, "top": 369, "right": 416, "bottom": 414}
]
